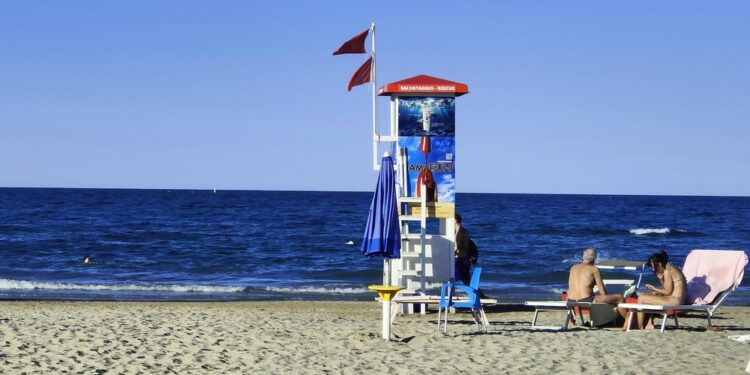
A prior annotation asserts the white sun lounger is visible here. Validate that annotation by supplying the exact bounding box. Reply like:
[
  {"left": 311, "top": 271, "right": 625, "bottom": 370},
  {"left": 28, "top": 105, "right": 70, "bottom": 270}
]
[
  {"left": 526, "top": 276, "right": 634, "bottom": 331},
  {"left": 525, "top": 300, "right": 618, "bottom": 330},
  {"left": 596, "top": 260, "right": 647, "bottom": 288},
  {"left": 619, "top": 276, "right": 742, "bottom": 332},
  {"left": 525, "top": 301, "right": 587, "bottom": 331},
  {"left": 618, "top": 249, "right": 748, "bottom": 332},
  {"left": 376, "top": 295, "right": 498, "bottom": 321},
  {"left": 619, "top": 285, "right": 736, "bottom": 332},
  {"left": 618, "top": 302, "right": 724, "bottom": 332}
]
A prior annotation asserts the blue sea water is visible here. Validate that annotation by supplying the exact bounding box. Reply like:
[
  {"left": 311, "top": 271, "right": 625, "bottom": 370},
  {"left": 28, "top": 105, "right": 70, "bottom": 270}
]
[{"left": 1, "top": 188, "right": 749, "bottom": 304}]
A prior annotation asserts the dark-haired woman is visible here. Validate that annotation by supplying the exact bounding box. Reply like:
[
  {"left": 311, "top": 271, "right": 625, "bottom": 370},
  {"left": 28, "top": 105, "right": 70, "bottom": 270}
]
[{"left": 636, "top": 251, "right": 687, "bottom": 329}]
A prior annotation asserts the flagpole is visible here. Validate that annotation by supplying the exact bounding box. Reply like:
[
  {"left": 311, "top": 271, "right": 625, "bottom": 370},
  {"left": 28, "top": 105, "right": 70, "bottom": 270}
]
[
  {"left": 370, "top": 22, "right": 389, "bottom": 286},
  {"left": 371, "top": 22, "right": 379, "bottom": 172}
]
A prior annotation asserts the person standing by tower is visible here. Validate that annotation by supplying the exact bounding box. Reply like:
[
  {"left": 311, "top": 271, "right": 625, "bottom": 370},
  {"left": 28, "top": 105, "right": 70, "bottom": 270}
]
[{"left": 454, "top": 213, "right": 472, "bottom": 285}]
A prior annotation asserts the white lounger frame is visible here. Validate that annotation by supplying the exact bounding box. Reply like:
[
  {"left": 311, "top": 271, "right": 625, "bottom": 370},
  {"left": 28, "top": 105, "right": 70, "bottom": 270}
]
[
  {"left": 526, "top": 279, "right": 635, "bottom": 331},
  {"left": 525, "top": 301, "right": 594, "bottom": 331},
  {"left": 376, "top": 295, "right": 498, "bottom": 322},
  {"left": 619, "top": 288, "right": 734, "bottom": 332}
]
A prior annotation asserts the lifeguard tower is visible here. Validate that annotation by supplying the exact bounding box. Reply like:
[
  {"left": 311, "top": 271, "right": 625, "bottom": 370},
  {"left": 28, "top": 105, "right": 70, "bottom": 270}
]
[{"left": 374, "top": 75, "right": 469, "bottom": 310}]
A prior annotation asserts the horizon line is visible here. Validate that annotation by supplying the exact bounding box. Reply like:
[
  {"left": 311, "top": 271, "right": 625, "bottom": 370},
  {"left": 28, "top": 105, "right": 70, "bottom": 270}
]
[{"left": 1, "top": 186, "right": 748, "bottom": 199}]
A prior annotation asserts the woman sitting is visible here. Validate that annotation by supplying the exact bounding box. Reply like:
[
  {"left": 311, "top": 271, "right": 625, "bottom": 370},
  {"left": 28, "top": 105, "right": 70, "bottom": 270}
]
[{"left": 635, "top": 250, "right": 688, "bottom": 329}]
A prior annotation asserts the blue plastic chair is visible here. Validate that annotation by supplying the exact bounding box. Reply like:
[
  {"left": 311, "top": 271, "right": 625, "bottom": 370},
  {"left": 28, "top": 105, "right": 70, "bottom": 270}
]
[{"left": 437, "top": 266, "right": 489, "bottom": 333}]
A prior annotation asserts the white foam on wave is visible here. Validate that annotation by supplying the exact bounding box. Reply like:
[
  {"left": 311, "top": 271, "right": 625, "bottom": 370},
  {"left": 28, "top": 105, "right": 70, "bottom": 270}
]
[
  {"left": 0, "top": 278, "right": 245, "bottom": 293},
  {"left": 550, "top": 288, "right": 566, "bottom": 295},
  {"left": 0, "top": 278, "right": 373, "bottom": 296},
  {"left": 264, "top": 286, "right": 369, "bottom": 294},
  {"left": 562, "top": 250, "right": 616, "bottom": 264},
  {"left": 630, "top": 228, "right": 671, "bottom": 235}
]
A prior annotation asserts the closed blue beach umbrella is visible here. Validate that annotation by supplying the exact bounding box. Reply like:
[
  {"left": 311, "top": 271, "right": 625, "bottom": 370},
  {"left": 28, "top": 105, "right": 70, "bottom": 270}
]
[{"left": 361, "top": 154, "right": 401, "bottom": 259}]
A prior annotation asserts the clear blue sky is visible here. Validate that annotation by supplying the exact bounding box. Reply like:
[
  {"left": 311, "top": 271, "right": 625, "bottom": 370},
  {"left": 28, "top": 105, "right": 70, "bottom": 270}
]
[{"left": 1, "top": 1, "right": 748, "bottom": 196}]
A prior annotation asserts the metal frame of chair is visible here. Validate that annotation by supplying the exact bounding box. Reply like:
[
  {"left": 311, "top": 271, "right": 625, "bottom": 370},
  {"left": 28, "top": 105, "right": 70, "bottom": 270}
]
[{"left": 437, "top": 266, "right": 489, "bottom": 333}]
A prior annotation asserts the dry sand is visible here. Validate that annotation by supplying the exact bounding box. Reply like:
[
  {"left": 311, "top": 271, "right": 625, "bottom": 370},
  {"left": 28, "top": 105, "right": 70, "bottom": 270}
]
[{"left": 1, "top": 301, "right": 749, "bottom": 374}]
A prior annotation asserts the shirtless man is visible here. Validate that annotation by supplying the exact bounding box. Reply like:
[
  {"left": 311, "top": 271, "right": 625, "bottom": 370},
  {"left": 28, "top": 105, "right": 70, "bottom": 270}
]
[{"left": 567, "top": 248, "right": 624, "bottom": 306}]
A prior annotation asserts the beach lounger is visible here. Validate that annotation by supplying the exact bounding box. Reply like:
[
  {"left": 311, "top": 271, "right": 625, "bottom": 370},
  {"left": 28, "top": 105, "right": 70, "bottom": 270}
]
[
  {"left": 619, "top": 249, "right": 748, "bottom": 332},
  {"left": 525, "top": 259, "right": 643, "bottom": 330},
  {"left": 376, "top": 294, "right": 497, "bottom": 322},
  {"left": 525, "top": 300, "right": 619, "bottom": 331},
  {"left": 596, "top": 260, "right": 647, "bottom": 288},
  {"left": 437, "top": 267, "right": 490, "bottom": 333}
]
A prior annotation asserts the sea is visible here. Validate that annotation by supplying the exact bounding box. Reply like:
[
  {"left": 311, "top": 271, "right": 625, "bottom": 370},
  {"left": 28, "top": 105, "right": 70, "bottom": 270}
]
[{"left": 1, "top": 188, "right": 749, "bottom": 304}]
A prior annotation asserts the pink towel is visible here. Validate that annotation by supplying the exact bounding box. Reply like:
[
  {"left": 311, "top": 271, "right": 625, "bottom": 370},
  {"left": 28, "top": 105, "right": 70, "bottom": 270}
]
[{"left": 682, "top": 249, "right": 748, "bottom": 305}]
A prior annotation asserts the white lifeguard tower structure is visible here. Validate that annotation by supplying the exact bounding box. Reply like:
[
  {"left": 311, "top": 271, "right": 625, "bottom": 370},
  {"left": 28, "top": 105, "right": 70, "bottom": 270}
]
[{"left": 373, "top": 75, "right": 469, "bottom": 309}]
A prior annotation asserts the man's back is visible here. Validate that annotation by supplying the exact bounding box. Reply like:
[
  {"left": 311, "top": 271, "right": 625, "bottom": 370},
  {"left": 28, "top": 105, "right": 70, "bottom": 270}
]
[
  {"left": 565, "top": 249, "right": 625, "bottom": 322},
  {"left": 455, "top": 226, "right": 470, "bottom": 258},
  {"left": 567, "top": 263, "right": 598, "bottom": 300}
]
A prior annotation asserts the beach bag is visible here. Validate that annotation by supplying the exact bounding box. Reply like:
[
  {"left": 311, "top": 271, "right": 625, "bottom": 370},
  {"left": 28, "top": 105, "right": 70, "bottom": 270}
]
[{"left": 468, "top": 239, "right": 479, "bottom": 264}]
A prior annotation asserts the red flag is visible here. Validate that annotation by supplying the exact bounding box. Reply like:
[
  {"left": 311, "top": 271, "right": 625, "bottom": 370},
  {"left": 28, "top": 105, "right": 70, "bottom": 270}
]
[
  {"left": 348, "top": 56, "right": 372, "bottom": 91},
  {"left": 333, "top": 28, "right": 369, "bottom": 55}
]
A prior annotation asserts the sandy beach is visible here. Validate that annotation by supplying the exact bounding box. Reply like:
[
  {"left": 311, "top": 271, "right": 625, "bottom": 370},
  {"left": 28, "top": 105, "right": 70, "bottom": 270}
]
[{"left": 0, "top": 301, "right": 748, "bottom": 374}]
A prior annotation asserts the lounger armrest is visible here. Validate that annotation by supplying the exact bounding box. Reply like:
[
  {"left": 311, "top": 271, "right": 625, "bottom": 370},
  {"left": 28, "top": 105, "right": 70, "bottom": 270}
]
[
  {"left": 618, "top": 303, "right": 714, "bottom": 313},
  {"left": 525, "top": 301, "right": 594, "bottom": 308},
  {"left": 525, "top": 301, "right": 568, "bottom": 308},
  {"left": 664, "top": 304, "right": 713, "bottom": 311},
  {"left": 617, "top": 303, "right": 698, "bottom": 311},
  {"left": 388, "top": 296, "right": 497, "bottom": 304},
  {"left": 618, "top": 303, "right": 669, "bottom": 311}
]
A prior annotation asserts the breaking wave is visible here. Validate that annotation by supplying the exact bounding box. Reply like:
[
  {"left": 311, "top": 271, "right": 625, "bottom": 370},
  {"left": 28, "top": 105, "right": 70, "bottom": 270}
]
[
  {"left": 630, "top": 228, "right": 677, "bottom": 235},
  {"left": 263, "top": 286, "right": 369, "bottom": 294},
  {"left": 0, "top": 278, "right": 246, "bottom": 293},
  {"left": 0, "top": 278, "right": 372, "bottom": 296}
]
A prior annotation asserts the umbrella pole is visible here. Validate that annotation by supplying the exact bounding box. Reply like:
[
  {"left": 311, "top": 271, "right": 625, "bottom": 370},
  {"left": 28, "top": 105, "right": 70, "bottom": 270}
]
[
  {"left": 382, "top": 298, "right": 391, "bottom": 340},
  {"left": 383, "top": 258, "right": 390, "bottom": 286},
  {"left": 383, "top": 259, "right": 391, "bottom": 340},
  {"left": 368, "top": 285, "right": 403, "bottom": 341}
]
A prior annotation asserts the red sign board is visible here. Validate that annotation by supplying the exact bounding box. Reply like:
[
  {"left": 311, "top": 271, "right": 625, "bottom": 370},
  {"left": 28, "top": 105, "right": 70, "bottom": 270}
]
[{"left": 378, "top": 75, "right": 469, "bottom": 96}]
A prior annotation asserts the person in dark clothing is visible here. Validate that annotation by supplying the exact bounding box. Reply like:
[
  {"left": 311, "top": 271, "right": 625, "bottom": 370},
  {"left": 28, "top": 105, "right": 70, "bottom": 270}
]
[{"left": 454, "top": 213, "right": 472, "bottom": 285}]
